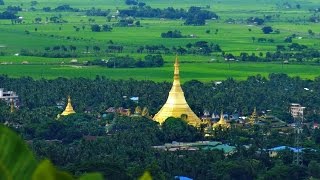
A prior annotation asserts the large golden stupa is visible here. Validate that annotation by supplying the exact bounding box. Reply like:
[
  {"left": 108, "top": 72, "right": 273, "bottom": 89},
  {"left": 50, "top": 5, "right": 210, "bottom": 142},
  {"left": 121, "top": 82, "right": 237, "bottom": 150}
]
[
  {"left": 61, "top": 96, "right": 76, "bottom": 116},
  {"left": 153, "top": 56, "right": 202, "bottom": 127}
]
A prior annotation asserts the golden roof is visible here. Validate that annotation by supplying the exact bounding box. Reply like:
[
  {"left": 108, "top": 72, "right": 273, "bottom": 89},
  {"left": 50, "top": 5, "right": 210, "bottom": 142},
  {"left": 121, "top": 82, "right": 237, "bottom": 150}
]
[
  {"left": 213, "top": 111, "right": 230, "bottom": 128},
  {"left": 61, "top": 96, "right": 76, "bottom": 116},
  {"left": 153, "top": 56, "right": 202, "bottom": 127}
]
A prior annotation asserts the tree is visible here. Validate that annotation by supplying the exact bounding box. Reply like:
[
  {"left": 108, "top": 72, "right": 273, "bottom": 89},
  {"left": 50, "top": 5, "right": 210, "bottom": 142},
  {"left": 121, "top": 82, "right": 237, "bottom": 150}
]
[
  {"left": 135, "top": 20, "right": 140, "bottom": 26},
  {"left": 43, "top": 7, "right": 51, "bottom": 12},
  {"left": 308, "top": 161, "right": 320, "bottom": 178},
  {"left": 31, "top": 1, "right": 38, "bottom": 6},
  {"left": 102, "top": 24, "right": 112, "bottom": 32},
  {"left": 252, "top": 37, "right": 255, "bottom": 43},
  {"left": 0, "top": 0, "right": 4, "bottom": 5},
  {"left": 308, "top": 29, "right": 314, "bottom": 36},
  {"left": 91, "top": 24, "right": 101, "bottom": 32},
  {"left": 93, "top": 46, "right": 100, "bottom": 53},
  {"left": 34, "top": 17, "right": 41, "bottom": 23},
  {"left": 162, "top": 117, "right": 201, "bottom": 142},
  {"left": 262, "top": 26, "right": 273, "bottom": 34}
]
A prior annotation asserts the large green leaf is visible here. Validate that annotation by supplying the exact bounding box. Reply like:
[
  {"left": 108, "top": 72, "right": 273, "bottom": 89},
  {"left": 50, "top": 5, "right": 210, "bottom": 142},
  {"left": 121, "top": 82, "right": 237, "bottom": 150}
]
[
  {"left": 32, "top": 160, "right": 73, "bottom": 180},
  {"left": 0, "top": 125, "right": 38, "bottom": 180},
  {"left": 139, "top": 171, "right": 152, "bottom": 180}
]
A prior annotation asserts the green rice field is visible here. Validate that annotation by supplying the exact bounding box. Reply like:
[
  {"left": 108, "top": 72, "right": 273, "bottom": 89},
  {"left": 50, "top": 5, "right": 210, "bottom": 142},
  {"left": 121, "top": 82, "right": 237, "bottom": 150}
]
[
  {"left": 0, "top": 0, "right": 319, "bottom": 81},
  {"left": 0, "top": 62, "right": 318, "bottom": 82}
]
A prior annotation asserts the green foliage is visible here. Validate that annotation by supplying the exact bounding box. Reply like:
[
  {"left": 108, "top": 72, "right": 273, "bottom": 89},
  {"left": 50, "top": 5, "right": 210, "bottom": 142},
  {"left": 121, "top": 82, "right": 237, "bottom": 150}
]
[
  {"left": 138, "top": 171, "right": 152, "bottom": 180},
  {"left": 91, "top": 24, "right": 101, "bottom": 32},
  {"left": 0, "top": 125, "right": 37, "bottom": 179},
  {"left": 0, "top": 125, "right": 104, "bottom": 180},
  {"left": 262, "top": 26, "right": 273, "bottom": 34},
  {"left": 32, "top": 160, "right": 73, "bottom": 180},
  {"left": 308, "top": 161, "right": 320, "bottom": 178},
  {"left": 162, "top": 117, "right": 202, "bottom": 142}
]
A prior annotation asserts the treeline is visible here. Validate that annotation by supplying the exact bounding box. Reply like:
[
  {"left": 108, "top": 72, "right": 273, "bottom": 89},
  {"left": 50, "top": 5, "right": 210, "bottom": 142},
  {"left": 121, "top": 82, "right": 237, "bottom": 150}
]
[
  {"left": 137, "top": 41, "right": 221, "bottom": 55},
  {"left": 42, "top": 5, "right": 110, "bottom": 17},
  {"left": 86, "top": 54, "right": 164, "bottom": 68},
  {"left": 0, "top": 5, "right": 22, "bottom": 19},
  {"left": 119, "top": 6, "right": 218, "bottom": 25},
  {"left": 113, "top": 18, "right": 141, "bottom": 27},
  {"left": 0, "top": 10, "right": 16, "bottom": 19},
  {"left": 0, "top": 74, "right": 320, "bottom": 121},
  {"left": 161, "top": 30, "right": 185, "bottom": 38},
  {"left": 125, "top": 0, "right": 146, "bottom": 7},
  {"left": 42, "top": 4, "right": 79, "bottom": 12},
  {"left": 19, "top": 45, "right": 78, "bottom": 58},
  {"left": 224, "top": 43, "right": 320, "bottom": 62},
  {"left": 82, "top": 7, "right": 111, "bottom": 16},
  {"left": 91, "top": 24, "right": 112, "bottom": 32}
]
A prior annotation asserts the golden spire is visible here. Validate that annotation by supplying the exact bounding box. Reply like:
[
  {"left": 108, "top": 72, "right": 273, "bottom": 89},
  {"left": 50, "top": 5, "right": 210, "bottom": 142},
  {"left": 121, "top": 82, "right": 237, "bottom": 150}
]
[
  {"left": 248, "top": 107, "right": 257, "bottom": 125},
  {"left": 213, "top": 111, "right": 230, "bottom": 129},
  {"left": 135, "top": 106, "right": 142, "bottom": 115},
  {"left": 61, "top": 96, "right": 76, "bottom": 116},
  {"left": 10, "top": 99, "right": 14, "bottom": 113},
  {"left": 142, "top": 107, "right": 149, "bottom": 117},
  {"left": 153, "top": 56, "right": 202, "bottom": 127}
]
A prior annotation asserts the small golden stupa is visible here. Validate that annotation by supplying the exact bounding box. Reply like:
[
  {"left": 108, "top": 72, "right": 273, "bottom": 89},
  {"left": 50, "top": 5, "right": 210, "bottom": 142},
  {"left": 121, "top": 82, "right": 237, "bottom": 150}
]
[
  {"left": 153, "top": 56, "right": 202, "bottom": 127},
  {"left": 248, "top": 107, "right": 257, "bottom": 125},
  {"left": 213, "top": 111, "right": 230, "bottom": 129},
  {"left": 61, "top": 96, "right": 76, "bottom": 116}
]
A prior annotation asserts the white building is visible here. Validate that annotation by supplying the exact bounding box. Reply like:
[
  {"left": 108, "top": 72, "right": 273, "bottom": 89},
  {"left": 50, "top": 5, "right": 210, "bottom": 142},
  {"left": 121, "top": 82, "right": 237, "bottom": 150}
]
[
  {"left": 0, "top": 88, "right": 19, "bottom": 106},
  {"left": 290, "top": 103, "right": 305, "bottom": 118}
]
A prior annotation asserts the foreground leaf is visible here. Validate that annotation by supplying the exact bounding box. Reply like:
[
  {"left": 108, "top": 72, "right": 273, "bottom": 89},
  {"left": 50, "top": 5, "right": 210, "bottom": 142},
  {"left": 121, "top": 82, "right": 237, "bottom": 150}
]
[
  {"left": 139, "top": 171, "right": 152, "bottom": 180},
  {"left": 0, "top": 125, "right": 37, "bottom": 180}
]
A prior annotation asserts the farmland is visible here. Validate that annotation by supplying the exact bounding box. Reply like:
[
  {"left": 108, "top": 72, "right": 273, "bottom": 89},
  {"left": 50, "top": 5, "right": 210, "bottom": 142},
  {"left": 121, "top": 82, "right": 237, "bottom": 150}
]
[{"left": 0, "top": 0, "right": 320, "bottom": 81}]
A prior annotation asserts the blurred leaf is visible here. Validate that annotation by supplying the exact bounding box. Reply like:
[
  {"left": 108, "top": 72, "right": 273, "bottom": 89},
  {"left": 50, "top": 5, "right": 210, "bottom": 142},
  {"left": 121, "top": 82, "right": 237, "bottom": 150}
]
[
  {"left": 139, "top": 171, "right": 152, "bottom": 180},
  {"left": 79, "top": 173, "right": 104, "bottom": 180},
  {"left": 32, "top": 160, "right": 55, "bottom": 180},
  {"left": 32, "top": 160, "right": 74, "bottom": 180},
  {"left": 0, "top": 125, "right": 37, "bottom": 180}
]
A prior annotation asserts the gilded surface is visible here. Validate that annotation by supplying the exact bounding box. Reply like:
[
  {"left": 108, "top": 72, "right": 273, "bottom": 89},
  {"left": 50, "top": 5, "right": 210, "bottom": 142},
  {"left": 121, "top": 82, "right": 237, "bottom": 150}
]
[
  {"left": 213, "top": 111, "right": 230, "bottom": 128},
  {"left": 61, "top": 96, "right": 76, "bottom": 116},
  {"left": 153, "top": 56, "right": 202, "bottom": 127}
]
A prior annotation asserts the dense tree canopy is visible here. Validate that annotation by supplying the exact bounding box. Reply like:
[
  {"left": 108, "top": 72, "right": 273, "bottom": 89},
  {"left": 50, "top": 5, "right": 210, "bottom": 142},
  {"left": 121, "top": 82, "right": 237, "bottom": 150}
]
[{"left": 0, "top": 74, "right": 320, "bottom": 179}]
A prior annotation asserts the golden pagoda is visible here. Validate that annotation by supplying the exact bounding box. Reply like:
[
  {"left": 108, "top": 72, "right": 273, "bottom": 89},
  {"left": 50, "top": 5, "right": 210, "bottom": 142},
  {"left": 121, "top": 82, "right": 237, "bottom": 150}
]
[
  {"left": 213, "top": 111, "right": 230, "bottom": 129},
  {"left": 61, "top": 96, "right": 76, "bottom": 116},
  {"left": 153, "top": 56, "right": 202, "bottom": 127},
  {"left": 248, "top": 107, "right": 258, "bottom": 125}
]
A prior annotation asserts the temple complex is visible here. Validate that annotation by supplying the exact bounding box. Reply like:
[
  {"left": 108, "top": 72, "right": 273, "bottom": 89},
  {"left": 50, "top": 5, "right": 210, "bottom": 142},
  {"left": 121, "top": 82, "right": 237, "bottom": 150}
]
[
  {"left": 60, "top": 96, "right": 76, "bottom": 116},
  {"left": 153, "top": 56, "right": 202, "bottom": 127}
]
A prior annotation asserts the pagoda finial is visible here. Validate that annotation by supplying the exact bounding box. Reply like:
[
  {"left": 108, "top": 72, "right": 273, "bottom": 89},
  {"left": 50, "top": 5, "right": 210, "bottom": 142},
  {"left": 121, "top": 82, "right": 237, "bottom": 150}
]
[
  {"left": 10, "top": 99, "right": 14, "bottom": 113},
  {"left": 219, "top": 110, "right": 225, "bottom": 122},
  {"left": 174, "top": 55, "right": 180, "bottom": 83}
]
